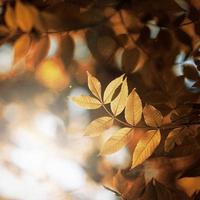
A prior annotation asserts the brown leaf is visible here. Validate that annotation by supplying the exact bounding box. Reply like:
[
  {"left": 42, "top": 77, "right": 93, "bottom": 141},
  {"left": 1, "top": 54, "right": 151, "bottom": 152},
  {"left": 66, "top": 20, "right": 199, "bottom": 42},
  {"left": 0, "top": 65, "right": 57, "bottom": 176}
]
[
  {"left": 58, "top": 34, "right": 74, "bottom": 67},
  {"left": 183, "top": 64, "right": 199, "bottom": 81},
  {"left": 164, "top": 128, "right": 183, "bottom": 152},
  {"left": 97, "top": 36, "right": 117, "bottom": 58},
  {"left": 143, "top": 105, "right": 163, "bottom": 127},
  {"left": 122, "top": 48, "right": 140, "bottom": 73}
]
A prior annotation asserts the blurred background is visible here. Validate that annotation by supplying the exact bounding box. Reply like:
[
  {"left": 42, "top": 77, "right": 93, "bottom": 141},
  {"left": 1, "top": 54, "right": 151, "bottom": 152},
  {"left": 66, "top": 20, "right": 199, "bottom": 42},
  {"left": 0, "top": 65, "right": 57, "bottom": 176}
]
[
  {"left": 0, "top": 30, "right": 132, "bottom": 200},
  {"left": 0, "top": 0, "right": 200, "bottom": 199}
]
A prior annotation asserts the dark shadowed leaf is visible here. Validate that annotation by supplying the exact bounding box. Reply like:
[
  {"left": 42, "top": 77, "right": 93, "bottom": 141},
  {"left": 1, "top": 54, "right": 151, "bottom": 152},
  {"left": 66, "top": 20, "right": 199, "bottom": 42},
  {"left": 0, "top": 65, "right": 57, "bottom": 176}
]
[
  {"left": 183, "top": 64, "right": 199, "bottom": 81},
  {"left": 122, "top": 48, "right": 140, "bottom": 73},
  {"left": 117, "top": 34, "right": 129, "bottom": 47},
  {"left": 175, "top": 29, "right": 192, "bottom": 47},
  {"left": 97, "top": 36, "right": 117, "bottom": 58},
  {"left": 58, "top": 34, "right": 74, "bottom": 67},
  {"left": 173, "top": 13, "right": 186, "bottom": 26}
]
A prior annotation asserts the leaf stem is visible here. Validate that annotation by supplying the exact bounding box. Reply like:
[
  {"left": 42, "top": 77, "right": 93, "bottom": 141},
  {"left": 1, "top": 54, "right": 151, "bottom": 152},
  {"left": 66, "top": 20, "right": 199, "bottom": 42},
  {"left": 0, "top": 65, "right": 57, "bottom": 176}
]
[
  {"left": 102, "top": 104, "right": 133, "bottom": 128},
  {"left": 102, "top": 102, "right": 200, "bottom": 130}
]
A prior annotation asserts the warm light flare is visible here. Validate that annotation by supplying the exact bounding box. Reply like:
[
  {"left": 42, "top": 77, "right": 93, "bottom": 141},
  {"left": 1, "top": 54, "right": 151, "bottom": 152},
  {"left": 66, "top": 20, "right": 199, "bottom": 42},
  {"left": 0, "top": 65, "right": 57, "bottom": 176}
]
[{"left": 35, "top": 58, "right": 69, "bottom": 91}]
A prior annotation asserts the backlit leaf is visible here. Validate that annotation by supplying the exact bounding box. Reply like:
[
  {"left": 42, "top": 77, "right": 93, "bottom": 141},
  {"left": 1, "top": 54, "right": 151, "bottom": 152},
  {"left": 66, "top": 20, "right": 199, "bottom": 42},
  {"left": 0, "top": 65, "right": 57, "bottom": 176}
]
[
  {"left": 143, "top": 105, "right": 163, "bottom": 127},
  {"left": 5, "top": 4, "right": 17, "bottom": 30},
  {"left": 103, "top": 74, "right": 124, "bottom": 104},
  {"left": 85, "top": 116, "right": 113, "bottom": 137},
  {"left": 87, "top": 72, "right": 102, "bottom": 99},
  {"left": 26, "top": 36, "right": 50, "bottom": 70},
  {"left": 100, "top": 127, "right": 132, "bottom": 155},
  {"left": 132, "top": 129, "right": 161, "bottom": 168},
  {"left": 13, "top": 34, "right": 31, "bottom": 64},
  {"left": 164, "top": 128, "right": 183, "bottom": 152},
  {"left": 26, "top": 4, "right": 45, "bottom": 32},
  {"left": 15, "top": 1, "right": 34, "bottom": 32},
  {"left": 111, "top": 78, "right": 128, "bottom": 116},
  {"left": 125, "top": 89, "right": 142, "bottom": 125},
  {"left": 71, "top": 95, "right": 102, "bottom": 109}
]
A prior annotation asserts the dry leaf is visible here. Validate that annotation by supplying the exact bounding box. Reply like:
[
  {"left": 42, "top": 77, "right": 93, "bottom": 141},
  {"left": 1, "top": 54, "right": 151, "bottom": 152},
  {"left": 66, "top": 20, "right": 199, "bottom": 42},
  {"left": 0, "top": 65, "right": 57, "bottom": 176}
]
[
  {"left": 143, "top": 105, "right": 163, "bottom": 127},
  {"left": 164, "top": 128, "right": 183, "bottom": 152},
  {"left": 100, "top": 127, "right": 132, "bottom": 155},
  {"left": 125, "top": 89, "right": 142, "bottom": 125},
  {"left": 87, "top": 71, "right": 102, "bottom": 99},
  {"left": 15, "top": 1, "right": 34, "bottom": 32},
  {"left": 85, "top": 116, "right": 113, "bottom": 137},
  {"left": 132, "top": 129, "right": 161, "bottom": 168},
  {"left": 111, "top": 78, "right": 128, "bottom": 116},
  {"left": 71, "top": 95, "right": 102, "bottom": 109},
  {"left": 13, "top": 34, "right": 31, "bottom": 64},
  {"left": 103, "top": 74, "right": 124, "bottom": 104},
  {"left": 5, "top": 4, "right": 17, "bottom": 30}
]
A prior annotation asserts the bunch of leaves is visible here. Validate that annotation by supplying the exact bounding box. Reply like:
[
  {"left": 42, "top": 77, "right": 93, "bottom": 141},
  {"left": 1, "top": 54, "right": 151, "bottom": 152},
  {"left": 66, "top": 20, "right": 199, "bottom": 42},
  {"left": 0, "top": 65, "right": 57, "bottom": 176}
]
[
  {"left": 71, "top": 72, "right": 194, "bottom": 168},
  {"left": 71, "top": 72, "right": 200, "bottom": 199}
]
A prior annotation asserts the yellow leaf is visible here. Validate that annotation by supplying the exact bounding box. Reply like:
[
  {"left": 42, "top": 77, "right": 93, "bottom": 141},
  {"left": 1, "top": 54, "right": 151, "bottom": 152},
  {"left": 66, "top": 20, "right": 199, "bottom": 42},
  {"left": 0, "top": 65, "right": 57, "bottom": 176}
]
[
  {"left": 125, "top": 89, "right": 142, "bottom": 125},
  {"left": 15, "top": 1, "right": 34, "bottom": 32},
  {"left": 71, "top": 95, "right": 102, "bottom": 109},
  {"left": 164, "top": 128, "right": 183, "bottom": 152},
  {"left": 111, "top": 78, "right": 128, "bottom": 116},
  {"left": 103, "top": 74, "right": 124, "bottom": 104},
  {"left": 87, "top": 71, "right": 102, "bottom": 99},
  {"left": 85, "top": 116, "right": 113, "bottom": 137},
  {"left": 100, "top": 127, "right": 132, "bottom": 155},
  {"left": 132, "top": 129, "right": 161, "bottom": 168},
  {"left": 5, "top": 4, "right": 17, "bottom": 30},
  {"left": 143, "top": 105, "right": 163, "bottom": 127},
  {"left": 13, "top": 34, "right": 31, "bottom": 64}
]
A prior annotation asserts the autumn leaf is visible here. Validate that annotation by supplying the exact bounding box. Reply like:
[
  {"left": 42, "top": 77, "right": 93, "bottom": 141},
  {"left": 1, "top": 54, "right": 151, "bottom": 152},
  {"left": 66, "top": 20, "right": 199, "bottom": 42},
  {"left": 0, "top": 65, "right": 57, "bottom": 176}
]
[
  {"left": 87, "top": 71, "right": 102, "bottom": 99},
  {"left": 125, "top": 89, "right": 142, "bottom": 125},
  {"left": 103, "top": 74, "right": 124, "bottom": 104},
  {"left": 100, "top": 127, "right": 132, "bottom": 155},
  {"left": 71, "top": 95, "right": 102, "bottom": 109},
  {"left": 85, "top": 116, "right": 113, "bottom": 137},
  {"left": 132, "top": 129, "right": 161, "bottom": 168},
  {"left": 13, "top": 34, "right": 31, "bottom": 64},
  {"left": 5, "top": 4, "right": 17, "bottom": 30},
  {"left": 111, "top": 78, "right": 128, "bottom": 116},
  {"left": 143, "top": 105, "right": 163, "bottom": 127},
  {"left": 164, "top": 128, "right": 183, "bottom": 152},
  {"left": 15, "top": 1, "right": 34, "bottom": 32}
]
